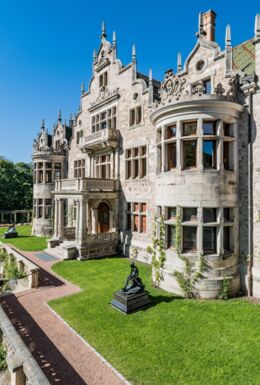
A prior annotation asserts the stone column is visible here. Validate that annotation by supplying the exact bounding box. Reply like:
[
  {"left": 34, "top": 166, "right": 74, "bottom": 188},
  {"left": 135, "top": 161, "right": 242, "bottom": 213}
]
[
  {"left": 218, "top": 120, "right": 224, "bottom": 172},
  {"left": 116, "top": 148, "right": 120, "bottom": 179},
  {"left": 78, "top": 199, "right": 87, "bottom": 244},
  {"left": 176, "top": 121, "right": 181, "bottom": 174},
  {"left": 57, "top": 199, "right": 64, "bottom": 239},
  {"left": 197, "top": 118, "right": 203, "bottom": 171},
  {"left": 161, "top": 125, "right": 165, "bottom": 172},
  {"left": 197, "top": 207, "right": 203, "bottom": 255},
  {"left": 112, "top": 150, "right": 115, "bottom": 179},
  {"left": 54, "top": 198, "right": 59, "bottom": 238},
  {"left": 43, "top": 162, "right": 46, "bottom": 184},
  {"left": 109, "top": 210, "right": 113, "bottom": 231},
  {"left": 91, "top": 208, "right": 98, "bottom": 234},
  {"left": 88, "top": 156, "right": 92, "bottom": 177},
  {"left": 75, "top": 200, "right": 80, "bottom": 242},
  {"left": 218, "top": 208, "right": 224, "bottom": 256}
]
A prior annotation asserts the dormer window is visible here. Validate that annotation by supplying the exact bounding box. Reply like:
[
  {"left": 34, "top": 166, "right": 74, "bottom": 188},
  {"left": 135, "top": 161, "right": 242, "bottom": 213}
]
[{"left": 99, "top": 72, "right": 108, "bottom": 88}]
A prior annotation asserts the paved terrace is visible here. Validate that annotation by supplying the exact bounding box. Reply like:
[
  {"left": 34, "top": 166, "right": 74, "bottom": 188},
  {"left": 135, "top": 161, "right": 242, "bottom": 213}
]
[{"left": 0, "top": 248, "right": 127, "bottom": 385}]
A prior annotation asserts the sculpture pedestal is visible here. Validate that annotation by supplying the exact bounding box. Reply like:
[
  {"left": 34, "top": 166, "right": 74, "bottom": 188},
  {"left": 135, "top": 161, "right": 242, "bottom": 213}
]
[
  {"left": 111, "top": 290, "right": 152, "bottom": 314},
  {"left": 3, "top": 232, "right": 18, "bottom": 239}
]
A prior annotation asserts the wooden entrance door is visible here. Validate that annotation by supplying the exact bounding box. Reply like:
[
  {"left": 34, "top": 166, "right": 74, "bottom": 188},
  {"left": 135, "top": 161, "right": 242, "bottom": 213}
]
[{"left": 98, "top": 203, "right": 110, "bottom": 233}]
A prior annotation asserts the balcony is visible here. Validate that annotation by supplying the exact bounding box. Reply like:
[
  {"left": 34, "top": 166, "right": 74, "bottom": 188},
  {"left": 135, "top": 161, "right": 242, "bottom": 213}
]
[
  {"left": 54, "top": 177, "right": 117, "bottom": 193},
  {"left": 80, "top": 128, "right": 119, "bottom": 151}
]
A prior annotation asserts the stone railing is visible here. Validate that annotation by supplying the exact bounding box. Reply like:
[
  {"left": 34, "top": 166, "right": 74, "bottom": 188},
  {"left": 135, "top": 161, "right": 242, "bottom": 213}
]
[
  {"left": 86, "top": 232, "right": 118, "bottom": 245},
  {"left": 81, "top": 128, "right": 119, "bottom": 150},
  {"left": 0, "top": 244, "right": 39, "bottom": 291},
  {"left": 0, "top": 306, "right": 51, "bottom": 385},
  {"left": 55, "top": 178, "right": 116, "bottom": 192}
]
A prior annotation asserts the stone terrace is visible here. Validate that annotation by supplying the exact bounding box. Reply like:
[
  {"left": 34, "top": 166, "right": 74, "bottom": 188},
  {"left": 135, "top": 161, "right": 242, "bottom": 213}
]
[{"left": 0, "top": 247, "right": 127, "bottom": 385}]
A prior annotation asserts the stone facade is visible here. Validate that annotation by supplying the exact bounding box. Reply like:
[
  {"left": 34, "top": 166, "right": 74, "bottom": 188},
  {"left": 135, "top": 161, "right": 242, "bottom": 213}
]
[{"left": 32, "top": 11, "right": 260, "bottom": 299}]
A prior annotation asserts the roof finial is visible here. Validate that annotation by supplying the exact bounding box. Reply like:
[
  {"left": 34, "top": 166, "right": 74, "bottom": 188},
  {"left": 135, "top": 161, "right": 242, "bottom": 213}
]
[
  {"left": 196, "top": 12, "right": 205, "bottom": 37},
  {"left": 132, "top": 44, "right": 136, "bottom": 63},
  {"left": 255, "top": 14, "right": 260, "bottom": 38},
  {"left": 149, "top": 68, "right": 152, "bottom": 83},
  {"left": 93, "top": 49, "right": 97, "bottom": 61},
  {"left": 112, "top": 31, "right": 117, "bottom": 61},
  {"left": 225, "top": 25, "right": 231, "bottom": 46},
  {"left": 41, "top": 118, "right": 45, "bottom": 130},
  {"left": 113, "top": 31, "right": 116, "bottom": 48},
  {"left": 177, "top": 52, "right": 182, "bottom": 73},
  {"left": 81, "top": 83, "right": 85, "bottom": 94},
  {"left": 101, "top": 21, "right": 107, "bottom": 39},
  {"left": 58, "top": 109, "right": 62, "bottom": 122}
]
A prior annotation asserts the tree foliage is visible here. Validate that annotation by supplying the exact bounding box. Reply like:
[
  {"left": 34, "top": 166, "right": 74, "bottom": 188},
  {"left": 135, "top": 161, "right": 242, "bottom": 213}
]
[{"left": 0, "top": 157, "right": 33, "bottom": 210}]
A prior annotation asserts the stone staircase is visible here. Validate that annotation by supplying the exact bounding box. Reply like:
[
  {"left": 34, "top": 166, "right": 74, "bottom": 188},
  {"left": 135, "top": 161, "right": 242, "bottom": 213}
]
[{"left": 46, "top": 241, "right": 78, "bottom": 260}]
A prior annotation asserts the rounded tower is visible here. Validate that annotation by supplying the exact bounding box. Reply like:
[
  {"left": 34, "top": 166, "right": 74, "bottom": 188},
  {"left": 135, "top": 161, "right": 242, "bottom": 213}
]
[{"left": 32, "top": 117, "right": 70, "bottom": 236}]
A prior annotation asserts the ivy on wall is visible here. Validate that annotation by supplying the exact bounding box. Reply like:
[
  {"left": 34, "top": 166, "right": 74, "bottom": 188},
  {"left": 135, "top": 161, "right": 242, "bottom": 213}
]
[
  {"left": 147, "top": 216, "right": 166, "bottom": 287},
  {"left": 172, "top": 206, "right": 207, "bottom": 298}
]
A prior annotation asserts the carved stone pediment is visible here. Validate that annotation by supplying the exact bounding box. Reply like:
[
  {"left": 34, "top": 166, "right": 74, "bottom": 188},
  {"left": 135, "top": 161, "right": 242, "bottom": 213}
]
[
  {"left": 159, "top": 69, "right": 188, "bottom": 102},
  {"left": 89, "top": 86, "right": 120, "bottom": 111}
]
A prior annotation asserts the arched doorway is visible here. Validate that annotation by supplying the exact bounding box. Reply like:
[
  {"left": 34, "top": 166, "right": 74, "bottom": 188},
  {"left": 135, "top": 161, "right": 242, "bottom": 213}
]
[{"left": 98, "top": 202, "right": 110, "bottom": 233}]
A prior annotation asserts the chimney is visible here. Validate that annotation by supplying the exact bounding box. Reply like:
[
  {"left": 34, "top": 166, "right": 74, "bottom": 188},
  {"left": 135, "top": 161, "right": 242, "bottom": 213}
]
[{"left": 202, "top": 10, "right": 216, "bottom": 41}]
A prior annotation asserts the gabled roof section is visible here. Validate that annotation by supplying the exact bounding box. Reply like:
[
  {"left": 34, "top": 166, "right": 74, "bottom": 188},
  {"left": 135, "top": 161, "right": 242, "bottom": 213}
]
[{"left": 233, "top": 39, "right": 255, "bottom": 76}]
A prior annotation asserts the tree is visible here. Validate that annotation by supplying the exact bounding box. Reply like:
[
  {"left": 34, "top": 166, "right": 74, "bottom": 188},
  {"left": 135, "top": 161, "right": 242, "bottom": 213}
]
[{"left": 0, "top": 158, "right": 33, "bottom": 211}]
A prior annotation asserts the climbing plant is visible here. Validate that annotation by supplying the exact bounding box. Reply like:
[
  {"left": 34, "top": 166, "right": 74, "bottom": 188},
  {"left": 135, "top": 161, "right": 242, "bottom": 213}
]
[
  {"left": 0, "top": 342, "right": 7, "bottom": 371},
  {"left": 147, "top": 215, "right": 166, "bottom": 287},
  {"left": 0, "top": 253, "right": 26, "bottom": 293},
  {"left": 173, "top": 206, "right": 207, "bottom": 298}
]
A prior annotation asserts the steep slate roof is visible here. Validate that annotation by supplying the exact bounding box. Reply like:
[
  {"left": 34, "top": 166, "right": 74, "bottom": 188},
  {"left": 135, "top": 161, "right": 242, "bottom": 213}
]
[{"left": 233, "top": 38, "right": 255, "bottom": 76}]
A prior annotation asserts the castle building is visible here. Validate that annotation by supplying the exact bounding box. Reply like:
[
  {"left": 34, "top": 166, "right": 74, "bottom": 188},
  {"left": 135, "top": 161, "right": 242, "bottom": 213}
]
[{"left": 32, "top": 11, "right": 260, "bottom": 299}]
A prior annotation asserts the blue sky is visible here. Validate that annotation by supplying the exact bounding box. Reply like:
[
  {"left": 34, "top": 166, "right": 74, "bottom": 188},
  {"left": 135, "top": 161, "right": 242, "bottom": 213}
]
[{"left": 0, "top": 0, "right": 259, "bottom": 163}]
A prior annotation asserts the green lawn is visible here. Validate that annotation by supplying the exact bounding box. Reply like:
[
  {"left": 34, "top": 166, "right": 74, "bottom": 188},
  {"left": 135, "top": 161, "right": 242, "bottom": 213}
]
[
  {"left": 51, "top": 258, "right": 260, "bottom": 385},
  {"left": 0, "top": 225, "right": 48, "bottom": 251}
]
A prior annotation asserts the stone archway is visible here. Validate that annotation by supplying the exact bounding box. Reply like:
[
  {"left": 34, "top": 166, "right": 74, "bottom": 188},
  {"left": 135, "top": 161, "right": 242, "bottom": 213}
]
[{"left": 98, "top": 202, "right": 110, "bottom": 233}]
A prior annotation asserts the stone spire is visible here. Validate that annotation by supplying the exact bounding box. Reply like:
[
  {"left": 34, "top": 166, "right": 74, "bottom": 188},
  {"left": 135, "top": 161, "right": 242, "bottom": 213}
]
[
  {"left": 225, "top": 24, "right": 231, "bottom": 46},
  {"left": 58, "top": 109, "right": 62, "bottom": 122},
  {"left": 132, "top": 44, "right": 137, "bottom": 82},
  {"left": 255, "top": 14, "right": 260, "bottom": 38},
  {"left": 225, "top": 24, "right": 232, "bottom": 75},
  {"left": 112, "top": 31, "right": 117, "bottom": 61},
  {"left": 81, "top": 83, "right": 85, "bottom": 95},
  {"left": 41, "top": 118, "right": 45, "bottom": 130},
  {"left": 101, "top": 21, "right": 107, "bottom": 40},
  {"left": 177, "top": 52, "right": 182, "bottom": 73},
  {"left": 148, "top": 68, "right": 153, "bottom": 106}
]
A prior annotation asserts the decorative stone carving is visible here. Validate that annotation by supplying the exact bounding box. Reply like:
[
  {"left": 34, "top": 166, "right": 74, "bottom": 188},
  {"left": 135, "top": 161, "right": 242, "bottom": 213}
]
[
  {"left": 215, "top": 83, "right": 225, "bottom": 96},
  {"left": 191, "top": 80, "right": 206, "bottom": 96},
  {"left": 90, "top": 86, "right": 119, "bottom": 108},
  {"left": 227, "top": 74, "right": 240, "bottom": 101},
  {"left": 159, "top": 69, "right": 188, "bottom": 102}
]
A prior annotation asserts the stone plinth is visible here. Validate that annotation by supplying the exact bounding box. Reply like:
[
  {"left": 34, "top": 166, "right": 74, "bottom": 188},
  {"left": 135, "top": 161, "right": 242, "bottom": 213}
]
[{"left": 111, "top": 290, "right": 152, "bottom": 314}]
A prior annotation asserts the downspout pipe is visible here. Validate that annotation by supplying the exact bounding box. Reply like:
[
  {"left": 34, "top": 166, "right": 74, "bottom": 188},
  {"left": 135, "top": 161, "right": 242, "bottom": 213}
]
[{"left": 248, "top": 91, "right": 253, "bottom": 296}]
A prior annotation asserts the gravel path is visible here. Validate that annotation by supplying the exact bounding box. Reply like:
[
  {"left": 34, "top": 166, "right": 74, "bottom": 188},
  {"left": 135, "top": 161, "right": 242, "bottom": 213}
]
[{"left": 0, "top": 248, "right": 127, "bottom": 385}]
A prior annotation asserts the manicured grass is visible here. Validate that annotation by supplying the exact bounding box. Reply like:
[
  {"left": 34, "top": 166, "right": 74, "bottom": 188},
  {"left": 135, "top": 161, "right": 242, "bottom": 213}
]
[
  {"left": 51, "top": 258, "right": 260, "bottom": 385},
  {"left": 0, "top": 225, "right": 48, "bottom": 251}
]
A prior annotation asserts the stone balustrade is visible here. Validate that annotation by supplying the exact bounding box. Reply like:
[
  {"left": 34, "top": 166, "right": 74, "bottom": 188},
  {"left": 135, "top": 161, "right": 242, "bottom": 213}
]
[
  {"left": 0, "top": 306, "right": 51, "bottom": 385},
  {"left": 55, "top": 177, "right": 116, "bottom": 192},
  {"left": 0, "top": 244, "right": 39, "bottom": 291},
  {"left": 80, "top": 127, "right": 119, "bottom": 150},
  {"left": 86, "top": 231, "right": 118, "bottom": 245}
]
